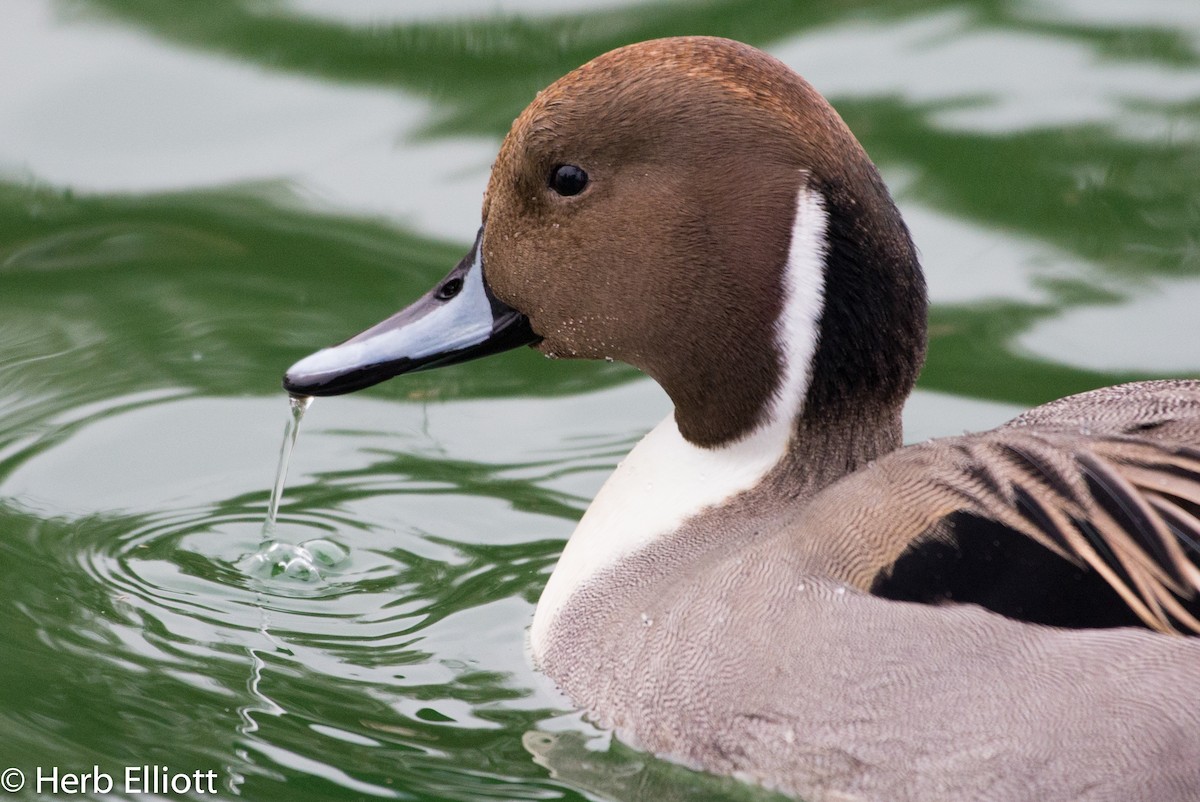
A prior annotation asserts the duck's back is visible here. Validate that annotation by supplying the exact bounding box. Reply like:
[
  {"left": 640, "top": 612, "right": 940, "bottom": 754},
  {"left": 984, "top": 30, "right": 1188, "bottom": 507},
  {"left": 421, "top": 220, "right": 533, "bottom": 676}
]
[
  {"left": 538, "top": 380, "right": 1200, "bottom": 801},
  {"left": 816, "top": 379, "right": 1200, "bottom": 634}
]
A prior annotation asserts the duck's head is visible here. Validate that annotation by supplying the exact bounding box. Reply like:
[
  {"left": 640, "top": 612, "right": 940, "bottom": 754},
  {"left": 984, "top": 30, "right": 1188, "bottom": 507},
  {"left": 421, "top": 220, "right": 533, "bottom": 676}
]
[{"left": 284, "top": 37, "right": 926, "bottom": 448}]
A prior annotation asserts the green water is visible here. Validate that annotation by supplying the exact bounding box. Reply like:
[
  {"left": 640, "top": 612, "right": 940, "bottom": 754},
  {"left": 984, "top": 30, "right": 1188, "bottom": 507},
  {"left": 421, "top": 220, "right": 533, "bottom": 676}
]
[{"left": 2, "top": 1, "right": 1199, "bottom": 799}]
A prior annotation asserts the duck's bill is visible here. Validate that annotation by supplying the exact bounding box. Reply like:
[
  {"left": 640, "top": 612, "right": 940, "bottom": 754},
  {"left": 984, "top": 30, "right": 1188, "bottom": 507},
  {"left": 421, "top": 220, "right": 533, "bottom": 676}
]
[{"left": 282, "top": 228, "right": 539, "bottom": 397}]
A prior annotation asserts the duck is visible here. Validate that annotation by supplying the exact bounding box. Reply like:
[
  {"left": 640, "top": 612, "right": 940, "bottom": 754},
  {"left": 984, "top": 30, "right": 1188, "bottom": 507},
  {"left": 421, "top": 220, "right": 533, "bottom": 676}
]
[{"left": 282, "top": 36, "right": 1200, "bottom": 802}]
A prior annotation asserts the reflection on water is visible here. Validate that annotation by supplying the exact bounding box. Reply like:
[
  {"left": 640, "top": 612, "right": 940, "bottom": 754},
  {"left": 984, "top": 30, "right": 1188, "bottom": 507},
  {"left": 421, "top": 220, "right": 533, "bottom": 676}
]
[
  {"left": 1, "top": 0, "right": 1199, "bottom": 800},
  {"left": 1017, "top": 275, "right": 1200, "bottom": 372},
  {"left": 524, "top": 730, "right": 792, "bottom": 802}
]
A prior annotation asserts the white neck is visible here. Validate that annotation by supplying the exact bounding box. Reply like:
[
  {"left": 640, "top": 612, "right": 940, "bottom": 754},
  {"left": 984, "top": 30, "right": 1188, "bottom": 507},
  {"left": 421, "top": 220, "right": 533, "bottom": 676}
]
[{"left": 529, "top": 187, "right": 828, "bottom": 658}]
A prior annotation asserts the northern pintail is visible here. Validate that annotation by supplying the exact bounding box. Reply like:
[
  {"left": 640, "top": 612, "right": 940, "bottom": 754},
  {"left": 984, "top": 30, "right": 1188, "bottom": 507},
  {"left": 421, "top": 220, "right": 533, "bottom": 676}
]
[{"left": 283, "top": 37, "right": 1200, "bottom": 802}]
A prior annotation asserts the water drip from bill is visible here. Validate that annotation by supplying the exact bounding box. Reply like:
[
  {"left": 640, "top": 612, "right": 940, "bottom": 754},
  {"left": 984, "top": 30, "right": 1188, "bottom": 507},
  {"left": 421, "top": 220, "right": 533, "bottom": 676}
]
[
  {"left": 241, "top": 394, "right": 347, "bottom": 585},
  {"left": 266, "top": 393, "right": 313, "bottom": 530}
]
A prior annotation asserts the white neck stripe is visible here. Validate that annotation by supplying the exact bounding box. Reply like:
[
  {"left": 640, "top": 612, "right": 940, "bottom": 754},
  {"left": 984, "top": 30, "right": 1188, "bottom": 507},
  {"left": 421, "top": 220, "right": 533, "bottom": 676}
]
[{"left": 770, "top": 187, "right": 827, "bottom": 432}]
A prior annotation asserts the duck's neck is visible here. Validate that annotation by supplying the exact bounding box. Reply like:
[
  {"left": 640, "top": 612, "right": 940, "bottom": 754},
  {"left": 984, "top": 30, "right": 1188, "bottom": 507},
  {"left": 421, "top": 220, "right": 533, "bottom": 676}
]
[
  {"left": 529, "top": 399, "right": 901, "bottom": 658},
  {"left": 529, "top": 178, "right": 919, "bottom": 658}
]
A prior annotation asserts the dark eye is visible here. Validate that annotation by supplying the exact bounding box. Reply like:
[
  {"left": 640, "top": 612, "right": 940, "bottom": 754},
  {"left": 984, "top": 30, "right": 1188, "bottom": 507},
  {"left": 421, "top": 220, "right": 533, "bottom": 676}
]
[
  {"left": 435, "top": 277, "right": 463, "bottom": 301},
  {"left": 549, "top": 164, "right": 589, "bottom": 197}
]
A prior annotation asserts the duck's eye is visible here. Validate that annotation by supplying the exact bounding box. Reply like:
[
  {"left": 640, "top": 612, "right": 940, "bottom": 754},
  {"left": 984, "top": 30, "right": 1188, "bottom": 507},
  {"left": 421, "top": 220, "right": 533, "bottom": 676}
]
[
  {"left": 435, "top": 277, "right": 463, "bottom": 301},
  {"left": 549, "top": 164, "right": 589, "bottom": 197}
]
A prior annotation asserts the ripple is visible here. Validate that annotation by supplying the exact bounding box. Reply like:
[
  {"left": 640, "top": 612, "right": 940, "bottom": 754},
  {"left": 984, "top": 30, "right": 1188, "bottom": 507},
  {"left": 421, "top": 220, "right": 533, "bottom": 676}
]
[
  {"left": 0, "top": 390, "right": 587, "bottom": 670},
  {"left": 0, "top": 390, "right": 604, "bottom": 798},
  {"left": 69, "top": 504, "right": 405, "bottom": 633}
]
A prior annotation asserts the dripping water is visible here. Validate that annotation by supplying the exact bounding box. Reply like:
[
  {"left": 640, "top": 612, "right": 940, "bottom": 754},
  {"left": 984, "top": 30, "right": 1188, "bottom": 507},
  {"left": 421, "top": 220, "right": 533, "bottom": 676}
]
[
  {"left": 243, "top": 393, "right": 344, "bottom": 585},
  {"left": 264, "top": 394, "right": 313, "bottom": 534}
]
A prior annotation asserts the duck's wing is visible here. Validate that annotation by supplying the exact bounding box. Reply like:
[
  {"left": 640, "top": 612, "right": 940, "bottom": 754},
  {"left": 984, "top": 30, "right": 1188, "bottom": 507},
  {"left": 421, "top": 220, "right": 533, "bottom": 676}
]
[{"left": 799, "top": 380, "right": 1200, "bottom": 634}]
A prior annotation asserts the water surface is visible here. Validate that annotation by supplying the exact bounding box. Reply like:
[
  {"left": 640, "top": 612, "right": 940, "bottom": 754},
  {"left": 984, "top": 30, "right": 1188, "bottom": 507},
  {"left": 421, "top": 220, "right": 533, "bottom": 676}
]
[{"left": 2, "top": 1, "right": 1199, "bottom": 799}]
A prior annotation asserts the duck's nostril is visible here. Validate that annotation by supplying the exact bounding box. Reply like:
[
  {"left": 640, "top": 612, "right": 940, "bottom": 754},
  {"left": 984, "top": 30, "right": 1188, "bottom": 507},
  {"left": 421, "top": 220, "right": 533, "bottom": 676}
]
[{"left": 436, "top": 277, "right": 464, "bottom": 301}]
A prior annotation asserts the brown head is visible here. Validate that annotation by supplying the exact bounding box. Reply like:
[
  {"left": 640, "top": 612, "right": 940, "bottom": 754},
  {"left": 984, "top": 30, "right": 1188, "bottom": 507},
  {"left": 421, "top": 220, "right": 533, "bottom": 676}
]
[
  {"left": 285, "top": 37, "right": 926, "bottom": 449},
  {"left": 481, "top": 37, "right": 925, "bottom": 445}
]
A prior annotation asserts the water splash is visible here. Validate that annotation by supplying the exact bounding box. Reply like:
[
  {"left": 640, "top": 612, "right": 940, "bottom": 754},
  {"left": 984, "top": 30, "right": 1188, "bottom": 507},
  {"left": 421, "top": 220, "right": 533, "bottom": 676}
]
[
  {"left": 244, "top": 538, "right": 348, "bottom": 585},
  {"left": 264, "top": 394, "right": 312, "bottom": 532}
]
